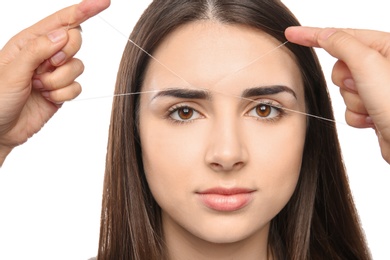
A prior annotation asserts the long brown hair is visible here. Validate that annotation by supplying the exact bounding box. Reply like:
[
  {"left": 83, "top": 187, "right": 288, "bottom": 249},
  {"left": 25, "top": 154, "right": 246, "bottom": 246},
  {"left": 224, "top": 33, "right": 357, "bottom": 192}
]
[{"left": 98, "top": 0, "right": 371, "bottom": 259}]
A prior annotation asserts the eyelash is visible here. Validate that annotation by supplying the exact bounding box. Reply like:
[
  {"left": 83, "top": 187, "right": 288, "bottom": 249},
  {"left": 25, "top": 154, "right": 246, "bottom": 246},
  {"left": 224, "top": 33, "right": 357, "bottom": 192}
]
[
  {"left": 245, "top": 100, "right": 286, "bottom": 122},
  {"left": 166, "top": 101, "right": 286, "bottom": 124},
  {"left": 166, "top": 104, "right": 204, "bottom": 124}
]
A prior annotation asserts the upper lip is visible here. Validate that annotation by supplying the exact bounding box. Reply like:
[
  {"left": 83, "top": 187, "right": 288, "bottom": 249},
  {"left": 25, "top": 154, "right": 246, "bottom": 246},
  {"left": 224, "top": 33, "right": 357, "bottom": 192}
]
[{"left": 196, "top": 187, "right": 256, "bottom": 195}]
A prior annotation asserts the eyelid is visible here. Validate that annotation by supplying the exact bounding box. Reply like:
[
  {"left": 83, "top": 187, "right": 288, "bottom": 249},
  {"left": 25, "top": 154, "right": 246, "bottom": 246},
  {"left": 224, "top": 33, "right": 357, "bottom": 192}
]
[
  {"left": 167, "top": 103, "right": 205, "bottom": 123},
  {"left": 245, "top": 99, "right": 286, "bottom": 120},
  {"left": 245, "top": 98, "right": 283, "bottom": 110}
]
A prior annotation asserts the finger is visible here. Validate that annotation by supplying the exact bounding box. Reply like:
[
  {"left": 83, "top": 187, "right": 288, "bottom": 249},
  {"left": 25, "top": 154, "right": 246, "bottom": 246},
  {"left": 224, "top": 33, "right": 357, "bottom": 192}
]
[
  {"left": 285, "top": 26, "right": 390, "bottom": 52},
  {"left": 35, "top": 60, "right": 56, "bottom": 75},
  {"left": 33, "top": 58, "right": 84, "bottom": 91},
  {"left": 50, "top": 27, "right": 82, "bottom": 66},
  {"left": 8, "top": 29, "right": 69, "bottom": 84},
  {"left": 340, "top": 88, "right": 367, "bottom": 115},
  {"left": 289, "top": 27, "right": 390, "bottom": 110},
  {"left": 331, "top": 60, "right": 357, "bottom": 93},
  {"left": 319, "top": 30, "right": 390, "bottom": 116},
  {"left": 2, "top": 0, "right": 109, "bottom": 53},
  {"left": 29, "top": 0, "right": 110, "bottom": 35},
  {"left": 35, "top": 27, "right": 82, "bottom": 74},
  {"left": 376, "top": 129, "right": 390, "bottom": 164},
  {"left": 345, "top": 109, "right": 372, "bottom": 129},
  {"left": 41, "top": 81, "right": 82, "bottom": 104},
  {"left": 286, "top": 27, "right": 385, "bottom": 68}
]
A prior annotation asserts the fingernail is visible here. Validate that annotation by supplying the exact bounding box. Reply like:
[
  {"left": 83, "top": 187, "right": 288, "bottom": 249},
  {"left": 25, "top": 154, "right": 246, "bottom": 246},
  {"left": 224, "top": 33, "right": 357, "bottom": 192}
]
[
  {"left": 41, "top": 91, "right": 50, "bottom": 98},
  {"left": 343, "top": 78, "right": 357, "bottom": 92},
  {"left": 366, "top": 116, "right": 374, "bottom": 126},
  {"left": 319, "top": 28, "right": 337, "bottom": 41},
  {"left": 48, "top": 29, "right": 67, "bottom": 43},
  {"left": 32, "top": 79, "right": 44, "bottom": 90},
  {"left": 55, "top": 102, "right": 64, "bottom": 108},
  {"left": 50, "top": 51, "right": 66, "bottom": 66}
]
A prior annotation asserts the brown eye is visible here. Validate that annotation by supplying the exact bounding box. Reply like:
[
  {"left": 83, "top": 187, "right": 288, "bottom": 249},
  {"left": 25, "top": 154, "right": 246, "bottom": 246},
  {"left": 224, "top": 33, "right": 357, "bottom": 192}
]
[
  {"left": 178, "top": 107, "right": 194, "bottom": 120},
  {"left": 169, "top": 106, "right": 202, "bottom": 122},
  {"left": 247, "top": 102, "right": 283, "bottom": 121},
  {"left": 256, "top": 105, "right": 271, "bottom": 117}
]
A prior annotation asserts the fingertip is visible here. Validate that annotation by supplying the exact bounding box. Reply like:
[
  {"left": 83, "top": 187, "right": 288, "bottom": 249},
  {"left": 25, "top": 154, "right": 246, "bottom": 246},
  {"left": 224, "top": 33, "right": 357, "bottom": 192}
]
[
  {"left": 77, "top": 0, "right": 111, "bottom": 19},
  {"left": 284, "top": 26, "right": 300, "bottom": 41},
  {"left": 284, "top": 26, "right": 321, "bottom": 47},
  {"left": 285, "top": 26, "right": 303, "bottom": 33},
  {"left": 345, "top": 110, "right": 372, "bottom": 129},
  {"left": 41, "top": 81, "right": 82, "bottom": 104}
]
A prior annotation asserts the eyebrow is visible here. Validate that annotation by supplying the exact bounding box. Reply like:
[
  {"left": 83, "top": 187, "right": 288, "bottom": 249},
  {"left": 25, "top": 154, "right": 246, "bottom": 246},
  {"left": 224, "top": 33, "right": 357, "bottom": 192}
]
[
  {"left": 242, "top": 85, "right": 297, "bottom": 99},
  {"left": 152, "top": 85, "right": 297, "bottom": 100},
  {"left": 152, "top": 88, "right": 211, "bottom": 100}
]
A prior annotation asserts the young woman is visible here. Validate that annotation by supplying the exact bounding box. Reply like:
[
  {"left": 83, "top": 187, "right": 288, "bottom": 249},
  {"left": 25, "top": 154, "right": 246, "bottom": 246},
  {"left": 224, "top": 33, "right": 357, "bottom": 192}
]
[{"left": 0, "top": 0, "right": 389, "bottom": 259}]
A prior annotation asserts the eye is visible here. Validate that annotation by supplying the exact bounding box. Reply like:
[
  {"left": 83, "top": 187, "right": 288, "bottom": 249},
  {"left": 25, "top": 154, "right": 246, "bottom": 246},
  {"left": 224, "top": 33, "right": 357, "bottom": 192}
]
[
  {"left": 247, "top": 102, "right": 283, "bottom": 120},
  {"left": 169, "top": 106, "right": 202, "bottom": 122}
]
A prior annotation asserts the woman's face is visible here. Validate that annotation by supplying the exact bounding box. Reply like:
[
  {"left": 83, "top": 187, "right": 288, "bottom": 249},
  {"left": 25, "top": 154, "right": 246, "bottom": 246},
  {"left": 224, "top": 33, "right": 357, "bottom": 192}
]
[{"left": 139, "top": 21, "right": 306, "bottom": 248}]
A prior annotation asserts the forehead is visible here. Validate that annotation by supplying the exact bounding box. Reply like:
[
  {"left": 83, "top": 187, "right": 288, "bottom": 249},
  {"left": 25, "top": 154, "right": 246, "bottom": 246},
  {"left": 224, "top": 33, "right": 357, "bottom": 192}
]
[{"left": 143, "top": 21, "right": 302, "bottom": 93}]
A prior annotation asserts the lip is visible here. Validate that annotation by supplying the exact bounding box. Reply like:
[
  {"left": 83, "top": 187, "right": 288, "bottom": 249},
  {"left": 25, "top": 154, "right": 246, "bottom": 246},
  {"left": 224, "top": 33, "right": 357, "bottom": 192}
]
[{"left": 196, "top": 188, "right": 255, "bottom": 212}]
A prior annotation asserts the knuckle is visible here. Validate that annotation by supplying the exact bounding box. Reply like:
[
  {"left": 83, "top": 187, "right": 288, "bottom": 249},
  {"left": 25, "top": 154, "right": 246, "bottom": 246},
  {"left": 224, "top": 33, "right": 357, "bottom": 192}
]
[
  {"left": 67, "top": 29, "right": 83, "bottom": 53},
  {"left": 331, "top": 31, "right": 354, "bottom": 49},
  {"left": 46, "top": 74, "right": 59, "bottom": 89},
  {"left": 23, "top": 38, "right": 41, "bottom": 57},
  {"left": 360, "top": 48, "right": 383, "bottom": 65},
  {"left": 370, "top": 35, "right": 390, "bottom": 58}
]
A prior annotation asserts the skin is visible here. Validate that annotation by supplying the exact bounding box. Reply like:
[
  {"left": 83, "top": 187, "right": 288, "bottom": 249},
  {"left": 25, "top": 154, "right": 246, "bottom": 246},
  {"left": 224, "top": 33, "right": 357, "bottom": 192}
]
[
  {"left": 285, "top": 27, "right": 390, "bottom": 163},
  {"left": 139, "top": 21, "right": 307, "bottom": 259},
  {"left": 0, "top": 1, "right": 389, "bottom": 258},
  {"left": 0, "top": 4, "right": 389, "bottom": 168},
  {"left": 0, "top": 0, "right": 110, "bottom": 166}
]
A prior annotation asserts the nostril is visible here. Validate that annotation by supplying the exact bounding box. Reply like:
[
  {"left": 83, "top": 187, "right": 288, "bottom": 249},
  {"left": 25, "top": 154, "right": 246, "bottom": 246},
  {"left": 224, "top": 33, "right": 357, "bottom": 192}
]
[
  {"left": 233, "top": 161, "right": 244, "bottom": 169},
  {"left": 209, "top": 161, "right": 245, "bottom": 172},
  {"left": 210, "top": 162, "right": 222, "bottom": 169}
]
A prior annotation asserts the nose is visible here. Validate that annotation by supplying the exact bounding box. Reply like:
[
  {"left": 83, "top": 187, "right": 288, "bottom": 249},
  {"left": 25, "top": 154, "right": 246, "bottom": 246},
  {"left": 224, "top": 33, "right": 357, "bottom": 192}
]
[{"left": 205, "top": 118, "right": 248, "bottom": 172}]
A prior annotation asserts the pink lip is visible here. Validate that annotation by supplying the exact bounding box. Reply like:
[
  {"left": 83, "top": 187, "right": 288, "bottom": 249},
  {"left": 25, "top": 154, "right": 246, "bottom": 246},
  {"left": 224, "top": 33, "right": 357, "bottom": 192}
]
[{"left": 196, "top": 188, "right": 255, "bottom": 212}]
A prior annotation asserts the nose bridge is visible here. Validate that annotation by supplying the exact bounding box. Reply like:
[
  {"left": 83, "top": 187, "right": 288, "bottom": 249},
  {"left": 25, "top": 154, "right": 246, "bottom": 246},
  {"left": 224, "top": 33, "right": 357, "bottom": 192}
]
[{"left": 205, "top": 108, "right": 247, "bottom": 171}]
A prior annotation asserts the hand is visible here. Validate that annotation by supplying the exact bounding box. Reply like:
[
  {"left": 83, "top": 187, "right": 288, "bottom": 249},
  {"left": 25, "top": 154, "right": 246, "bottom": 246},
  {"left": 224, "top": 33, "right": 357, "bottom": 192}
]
[
  {"left": 285, "top": 26, "right": 390, "bottom": 164},
  {"left": 0, "top": 0, "right": 110, "bottom": 166}
]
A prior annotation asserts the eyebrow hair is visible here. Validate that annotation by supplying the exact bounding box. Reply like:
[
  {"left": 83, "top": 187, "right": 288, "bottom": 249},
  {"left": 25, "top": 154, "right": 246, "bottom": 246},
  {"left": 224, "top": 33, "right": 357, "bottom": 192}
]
[
  {"left": 152, "top": 88, "right": 211, "bottom": 100},
  {"left": 152, "top": 85, "right": 297, "bottom": 101},
  {"left": 242, "top": 85, "right": 297, "bottom": 99}
]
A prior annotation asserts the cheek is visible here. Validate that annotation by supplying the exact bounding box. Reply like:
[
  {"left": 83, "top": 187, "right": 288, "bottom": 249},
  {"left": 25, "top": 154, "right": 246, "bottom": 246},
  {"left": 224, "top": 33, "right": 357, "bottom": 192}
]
[
  {"left": 140, "top": 119, "right": 207, "bottom": 206},
  {"left": 245, "top": 118, "right": 306, "bottom": 214}
]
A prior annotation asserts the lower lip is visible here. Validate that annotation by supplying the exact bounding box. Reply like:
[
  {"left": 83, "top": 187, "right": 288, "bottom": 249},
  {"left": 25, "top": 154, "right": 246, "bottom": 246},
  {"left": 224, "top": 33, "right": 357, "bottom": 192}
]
[{"left": 197, "top": 192, "right": 254, "bottom": 212}]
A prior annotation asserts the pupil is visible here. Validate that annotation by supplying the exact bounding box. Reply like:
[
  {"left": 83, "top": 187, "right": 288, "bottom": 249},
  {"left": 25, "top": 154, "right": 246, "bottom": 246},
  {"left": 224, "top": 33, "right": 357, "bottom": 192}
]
[
  {"left": 179, "top": 107, "right": 193, "bottom": 119},
  {"left": 257, "top": 105, "right": 271, "bottom": 117}
]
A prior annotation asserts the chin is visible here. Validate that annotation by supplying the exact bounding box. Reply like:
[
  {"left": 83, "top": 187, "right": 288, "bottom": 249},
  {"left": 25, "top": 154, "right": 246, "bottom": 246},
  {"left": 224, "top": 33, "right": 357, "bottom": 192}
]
[{"left": 191, "top": 220, "right": 270, "bottom": 246}]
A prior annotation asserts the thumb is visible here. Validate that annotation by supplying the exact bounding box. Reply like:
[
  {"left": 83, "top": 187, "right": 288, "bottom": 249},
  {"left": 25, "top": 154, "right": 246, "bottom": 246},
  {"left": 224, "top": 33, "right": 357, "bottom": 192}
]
[{"left": 315, "top": 29, "right": 384, "bottom": 74}]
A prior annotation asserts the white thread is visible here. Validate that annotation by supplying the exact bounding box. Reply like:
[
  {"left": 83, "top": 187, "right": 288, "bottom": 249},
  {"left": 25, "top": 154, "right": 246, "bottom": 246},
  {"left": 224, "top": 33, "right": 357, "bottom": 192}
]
[
  {"left": 74, "top": 14, "right": 344, "bottom": 125},
  {"left": 229, "top": 40, "right": 289, "bottom": 77},
  {"left": 74, "top": 90, "right": 162, "bottom": 101},
  {"left": 97, "top": 15, "right": 193, "bottom": 87}
]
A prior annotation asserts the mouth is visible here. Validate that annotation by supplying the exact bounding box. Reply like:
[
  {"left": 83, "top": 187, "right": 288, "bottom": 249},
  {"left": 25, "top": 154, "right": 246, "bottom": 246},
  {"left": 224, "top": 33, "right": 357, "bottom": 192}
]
[{"left": 196, "top": 188, "right": 256, "bottom": 212}]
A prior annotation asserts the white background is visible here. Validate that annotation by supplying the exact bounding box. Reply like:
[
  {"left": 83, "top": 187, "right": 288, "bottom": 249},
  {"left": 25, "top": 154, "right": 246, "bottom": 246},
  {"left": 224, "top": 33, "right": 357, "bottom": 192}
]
[{"left": 0, "top": 1, "right": 389, "bottom": 259}]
